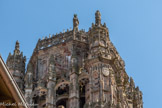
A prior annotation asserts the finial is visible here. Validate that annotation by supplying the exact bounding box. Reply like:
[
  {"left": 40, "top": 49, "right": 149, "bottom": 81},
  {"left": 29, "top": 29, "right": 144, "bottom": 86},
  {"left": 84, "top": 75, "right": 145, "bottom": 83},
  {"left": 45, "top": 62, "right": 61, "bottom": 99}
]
[
  {"left": 130, "top": 77, "right": 135, "bottom": 87},
  {"left": 73, "top": 14, "right": 79, "bottom": 31},
  {"left": 136, "top": 86, "right": 139, "bottom": 91},
  {"left": 130, "top": 77, "right": 134, "bottom": 82},
  {"left": 92, "top": 23, "right": 95, "bottom": 27},
  {"left": 103, "top": 22, "right": 106, "bottom": 27},
  {"left": 95, "top": 10, "right": 101, "bottom": 26},
  {"left": 15, "top": 40, "right": 19, "bottom": 50},
  {"left": 20, "top": 52, "right": 23, "bottom": 55},
  {"left": 14, "top": 40, "right": 20, "bottom": 55}
]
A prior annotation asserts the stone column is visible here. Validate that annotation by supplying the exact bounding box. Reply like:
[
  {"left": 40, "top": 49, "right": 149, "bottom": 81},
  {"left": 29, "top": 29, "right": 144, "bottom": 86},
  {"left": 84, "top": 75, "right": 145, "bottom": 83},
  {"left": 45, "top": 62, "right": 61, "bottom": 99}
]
[
  {"left": 46, "top": 79, "right": 56, "bottom": 108},
  {"left": 68, "top": 47, "right": 79, "bottom": 108},
  {"left": 69, "top": 73, "right": 79, "bottom": 108},
  {"left": 46, "top": 55, "right": 56, "bottom": 108}
]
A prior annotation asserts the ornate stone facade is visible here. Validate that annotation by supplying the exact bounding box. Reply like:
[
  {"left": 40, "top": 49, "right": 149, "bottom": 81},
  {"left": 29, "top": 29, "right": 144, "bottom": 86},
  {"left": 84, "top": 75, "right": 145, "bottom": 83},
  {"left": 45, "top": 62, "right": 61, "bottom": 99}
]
[
  {"left": 6, "top": 41, "right": 26, "bottom": 92},
  {"left": 7, "top": 11, "right": 143, "bottom": 108},
  {"left": 0, "top": 56, "right": 29, "bottom": 108}
]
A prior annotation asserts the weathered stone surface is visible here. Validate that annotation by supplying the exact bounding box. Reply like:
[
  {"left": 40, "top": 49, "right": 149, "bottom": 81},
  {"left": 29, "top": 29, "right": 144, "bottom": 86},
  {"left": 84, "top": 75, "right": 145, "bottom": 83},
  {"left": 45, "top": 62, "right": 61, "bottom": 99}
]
[
  {"left": 7, "top": 10, "right": 143, "bottom": 108},
  {"left": 6, "top": 40, "right": 26, "bottom": 93}
]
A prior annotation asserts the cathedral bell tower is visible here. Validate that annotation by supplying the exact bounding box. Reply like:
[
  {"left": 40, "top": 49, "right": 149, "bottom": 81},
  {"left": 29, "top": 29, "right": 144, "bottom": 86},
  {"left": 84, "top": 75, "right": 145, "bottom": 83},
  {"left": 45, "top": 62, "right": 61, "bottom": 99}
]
[
  {"left": 85, "top": 10, "right": 116, "bottom": 108},
  {"left": 6, "top": 40, "right": 26, "bottom": 92},
  {"left": 88, "top": 10, "right": 110, "bottom": 59}
]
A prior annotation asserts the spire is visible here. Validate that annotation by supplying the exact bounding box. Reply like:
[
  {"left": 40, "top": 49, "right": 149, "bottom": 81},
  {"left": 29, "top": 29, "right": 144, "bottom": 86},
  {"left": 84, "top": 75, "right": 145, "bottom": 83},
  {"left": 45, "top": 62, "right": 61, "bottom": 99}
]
[
  {"left": 136, "top": 86, "right": 139, "bottom": 91},
  {"left": 73, "top": 14, "right": 79, "bottom": 31},
  {"left": 14, "top": 40, "right": 20, "bottom": 55},
  {"left": 130, "top": 77, "right": 135, "bottom": 88},
  {"left": 95, "top": 10, "right": 101, "bottom": 26},
  {"left": 6, "top": 40, "right": 26, "bottom": 92}
]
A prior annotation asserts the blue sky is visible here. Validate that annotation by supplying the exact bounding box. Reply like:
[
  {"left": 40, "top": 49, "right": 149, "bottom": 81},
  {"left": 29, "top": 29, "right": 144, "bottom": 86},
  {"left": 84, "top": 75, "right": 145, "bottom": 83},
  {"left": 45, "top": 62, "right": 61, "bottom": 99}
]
[{"left": 0, "top": 0, "right": 162, "bottom": 107}]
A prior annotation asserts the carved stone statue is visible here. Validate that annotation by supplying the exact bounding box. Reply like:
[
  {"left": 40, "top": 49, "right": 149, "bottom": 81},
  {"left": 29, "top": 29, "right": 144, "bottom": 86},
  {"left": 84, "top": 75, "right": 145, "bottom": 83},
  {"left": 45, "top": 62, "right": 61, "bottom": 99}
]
[{"left": 73, "top": 14, "right": 79, "bottom": 31}]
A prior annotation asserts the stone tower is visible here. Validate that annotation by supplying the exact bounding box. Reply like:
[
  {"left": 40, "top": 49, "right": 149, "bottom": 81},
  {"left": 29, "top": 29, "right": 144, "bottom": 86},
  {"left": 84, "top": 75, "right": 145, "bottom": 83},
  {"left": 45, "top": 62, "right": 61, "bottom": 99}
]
[
  {"left": 6, "top": 40, "right": 26, "bottom": 92},
  {"left": 85, "top": 10, "right": 114, "bottom": 107},
  {"left": 23, "top": 11, "right": 143, "bottom": 108}
]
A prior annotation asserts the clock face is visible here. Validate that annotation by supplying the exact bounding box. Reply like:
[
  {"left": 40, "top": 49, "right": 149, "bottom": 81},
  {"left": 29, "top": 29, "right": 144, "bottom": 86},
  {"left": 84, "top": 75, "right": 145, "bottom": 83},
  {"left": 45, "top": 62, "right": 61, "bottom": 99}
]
[{"left": 102, "top": 68, "right": 109, "bottom": 76}]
